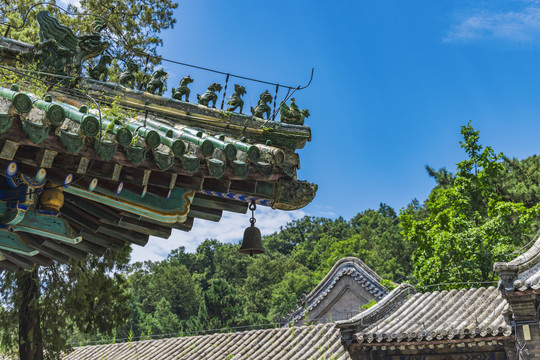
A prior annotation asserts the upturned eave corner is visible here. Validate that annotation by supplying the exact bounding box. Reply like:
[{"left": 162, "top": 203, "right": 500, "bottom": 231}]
[
  {"left": 0, "top": 10, "right": 319, "bottom": 269},
  {"left": 272, "top": 179, "right": 318, "bottom": 210},
  {"left": 494, "top": 235, "right": 540, "bottom": 292}
]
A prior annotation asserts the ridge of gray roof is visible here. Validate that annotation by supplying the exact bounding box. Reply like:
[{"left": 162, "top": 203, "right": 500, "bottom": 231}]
[
  {"left": 285, "top": 257, "right": 389, "bottom": 325},
  {"left": 494, "top": 236, "right": 540, "bottom": 291},
  {"left": 64, "top": 323, "right": 351, "bottom": 360},
  {"left": 337, "top": 286, "right": 511, "bottom": 347},
  {"left": 335, "top": 284, "right": 415, "bottom": 336}
]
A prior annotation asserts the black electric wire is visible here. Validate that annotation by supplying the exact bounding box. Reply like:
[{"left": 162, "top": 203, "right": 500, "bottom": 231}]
[{"left": 0, "top": 2, "right": 314, "bottom": 91}]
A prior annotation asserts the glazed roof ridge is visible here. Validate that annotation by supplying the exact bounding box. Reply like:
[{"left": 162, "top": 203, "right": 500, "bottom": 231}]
[
  {"left": 79, "top": 79, "right": 312, "bottom": 140},
  {"left": 494, "top": 236, "right": 540, "bottom": 291},
  {"left": 337, "top": 286, "right": 511, "bottom": 347},
  {"left": 63, "top": 323, "right": 352, "bottom": 360},
  {"left": 285, "top": 257, "right": 389, "bottom": 325},
  {"left": 0, "top": 35, "right": 312, "bottom": 149},
  {"left": 0, "top": 85, "right": 306, "bottom": 182}
]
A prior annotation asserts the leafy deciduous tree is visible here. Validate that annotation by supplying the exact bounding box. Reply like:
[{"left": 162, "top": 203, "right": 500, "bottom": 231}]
[{"left": 400, "top": 123, "right": 540, "bottom": 288}]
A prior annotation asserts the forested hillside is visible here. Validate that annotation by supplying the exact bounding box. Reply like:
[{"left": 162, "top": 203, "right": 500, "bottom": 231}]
[{"left": 59, "top": 125, "right": 538, "bottom": 345}]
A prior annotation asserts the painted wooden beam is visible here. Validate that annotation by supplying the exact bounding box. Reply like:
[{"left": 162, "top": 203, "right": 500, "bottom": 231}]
[
  {"left": 24, "top": 253, "right": 52, "bottom": 267},
  {"left": 1, "top": 251, "right": 34, "bottom": 270},
  {"left": 61, "top": 203, "right": 102, "bottom": 232},
  {"left": 202, "top": 178, "right": 231, "bottom": 193},
  {"left": 64, "top": 193, "right": 123, "bottom": 225},
  {"left": 42, "top": 240, "right": 87, "bottom": 260},
  {"left": 192, "top": 193, "right": 248, "bottom": 214},
  {"left": 23, "top": 233, "right": 71, "bottom": 264},
  {"left": 140, "top": 216, "right": 194, "bottom": 232},
  {"left": 176, "top": 216, "right": 194, "bottom": 232},
  {"left": 78, "top": 230, "right": 125, "bottom": 251},
  {"left": 0, "top": 231, "right": 39, "bottom": 256},
  {"left": 0, "top": 259, "right": 19, "bottom": 272},
  {"left": 229, "top": 179, "right": 257, "bottom": 194},
  {"left": 14, "top": 212, "right": 82, "bottom": 244},
  {"left": 187, "top": 205, "right": 222, "bottom": 222},
  {"left": 97, "top": 224, "right": 148, "bottom": 246},
  {"left": 64, "top": 239, "right": 106, "bottom": 257},
  {"left": 64, "top": 184, "right": 194, "bottom": 224},
  {"left": 116, "top": 217, "right": 172, "bottom": 239}
]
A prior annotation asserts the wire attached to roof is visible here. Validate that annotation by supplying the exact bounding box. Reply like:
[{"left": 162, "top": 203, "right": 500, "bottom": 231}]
[{"left": 0, "top": 2, "right": 314, "bottom": 92}]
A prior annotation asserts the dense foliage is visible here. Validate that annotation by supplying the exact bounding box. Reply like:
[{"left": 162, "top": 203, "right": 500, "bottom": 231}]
[
  {"left": 106, "top": 123, "right": 540, "bottom": 342},
  {"left": 0, "top": 247, "right": 131, "bottom": 359},
  {"left": 113, "top": 207, "right": 412, "bottom": 341},
  {"left": 401, "top": 123, "right": 540, "bottom": 288}
]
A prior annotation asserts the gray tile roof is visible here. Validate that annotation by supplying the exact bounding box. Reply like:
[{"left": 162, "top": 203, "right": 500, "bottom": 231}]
[
  {"left": 64, "top": 324, "right": 351, "bottom": 360},
  {"left": 285, "top": 257, "right": 388, "bottom": 325},
  {"left": 336, "top": 285, "right": 511, "bottom": 346},
  {"left": 494, "top": 236, "right": 540, "bottom": 292}
]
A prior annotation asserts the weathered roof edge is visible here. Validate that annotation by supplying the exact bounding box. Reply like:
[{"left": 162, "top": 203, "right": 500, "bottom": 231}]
[
  {"left": 311, "top": 257, "right": 385, "bottom": 299},
  {"left": 284, "top": 257, "right": 389, "bottom": 325},
  {"left": 335, "top": 283, "right": 415, "bottom": 344},
  {"left": 494, "top": 236, "right": 540, "bottom": 291},
  {"left": 63, "top": 323, "right": 352, "bottom": 360}
]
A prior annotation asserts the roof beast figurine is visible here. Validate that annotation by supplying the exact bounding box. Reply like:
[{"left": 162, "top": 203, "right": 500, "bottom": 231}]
[
  {"left": 118, "top": 60, "right": 139, "bottom": 88},
  {"left": 280, "top": 98, "right": 310, "bottom": 125},
  {"left": 145, "top": 69, "right": 167, "bottom": 95},
  {"left": 251, "top": 90, "right": 273, "bottom": 119},
  {"left": 172, "top": 75, "right": 194, "bottom": 102},
  {"left": 227, "top": 84, "right": 246, "bottom": 113},
  {"left": 197, "top": 83, "right": 222, "bottom": 108}
]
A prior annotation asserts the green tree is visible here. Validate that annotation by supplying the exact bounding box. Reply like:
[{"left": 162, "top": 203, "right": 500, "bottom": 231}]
[
  {"left": 242, "top": 254, "right": 309, "bottom": 324},
  {"left": 268, "top": 268, "right": 314, "bottom": 321},
  {"left": 0, "top": 247, "right": 131, "bottom": 360},
  {"left": 140, "top": 297, "right": 180, "bottom": 336},
  {"left": 498, "top": 155, "right": 540, "bottom": 207},
  {"left": 425, "top": 165, "right": 455, "bottom": 189},
  {"left": 400, "top": 123, "right": 540, "bottom": 288},
  {"left": 348, "top": 203, "right": 415, "bottom": 280},
  {"left": 120, "top": 261, "right": 200, "bottom": 339},
  {"left": 198, "top": 278, "right": 243, "bottom": 330}
]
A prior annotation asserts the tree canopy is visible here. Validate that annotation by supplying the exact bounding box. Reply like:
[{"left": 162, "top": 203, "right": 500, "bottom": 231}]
[{"left": 400, "top": 123, "right": 540, "bottom": 288}]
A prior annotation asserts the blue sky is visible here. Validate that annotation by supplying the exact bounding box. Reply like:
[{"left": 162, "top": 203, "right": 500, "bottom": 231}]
[
  {"left": 154, "top": 0, "right": 540, "bottom": 216},
  {"left": 60, "top": 0, "right": 540, "bottom": 260}
]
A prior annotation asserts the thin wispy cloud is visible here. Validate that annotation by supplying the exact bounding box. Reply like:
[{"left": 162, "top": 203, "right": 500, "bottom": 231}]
[
  {"left": 446, "top": 5, "right": 540, "bottom": 43},
  {"left": 57, "top": 0, "right": 81, "bottom": 8},
  {"left": 130, "top": 206, "right": 307, "bottom": 263}
]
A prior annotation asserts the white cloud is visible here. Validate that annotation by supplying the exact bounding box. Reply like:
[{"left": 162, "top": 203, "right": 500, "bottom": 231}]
[
  {"left": 446, "top": 5, "right": 540, "bottom": 43},
  {"left": 57, "top": 0, "right": 81, "bottom": 9},
  {"left": 130, "top": 207, "right": 307, "bottom": 263}
]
